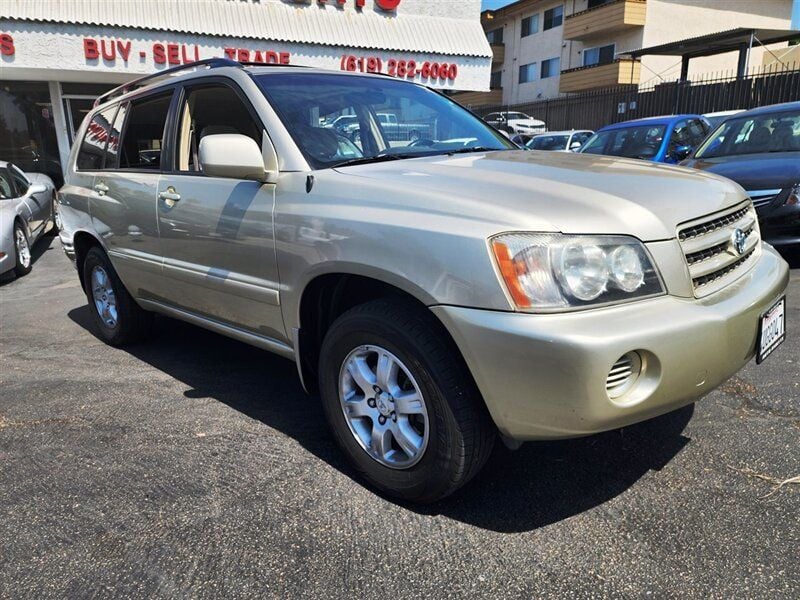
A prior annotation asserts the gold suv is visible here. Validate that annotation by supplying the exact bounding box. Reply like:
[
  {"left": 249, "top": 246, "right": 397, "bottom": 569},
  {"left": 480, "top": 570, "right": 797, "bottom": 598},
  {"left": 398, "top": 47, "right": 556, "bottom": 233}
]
[{"left": 59, "top": 60, "right": 789, "bottom": 502}]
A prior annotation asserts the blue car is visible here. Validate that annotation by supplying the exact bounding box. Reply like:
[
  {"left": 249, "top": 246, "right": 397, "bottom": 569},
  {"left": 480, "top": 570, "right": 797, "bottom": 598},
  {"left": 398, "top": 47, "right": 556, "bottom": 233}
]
[{"left": 580, "top": 114, "right": 711, "bottom": 163}]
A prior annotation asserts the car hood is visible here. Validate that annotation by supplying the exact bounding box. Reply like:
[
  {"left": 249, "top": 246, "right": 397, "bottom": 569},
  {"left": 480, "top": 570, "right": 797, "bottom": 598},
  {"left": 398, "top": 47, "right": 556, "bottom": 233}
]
[
  {"left": 512, "top": 119, "right": 545, "bottom": 127},
  {"left": 334, "top": 150, "right": 747, "bottom": 241},
  {"left": 682, "top": 152, "right": 800, "bottom": 191}
]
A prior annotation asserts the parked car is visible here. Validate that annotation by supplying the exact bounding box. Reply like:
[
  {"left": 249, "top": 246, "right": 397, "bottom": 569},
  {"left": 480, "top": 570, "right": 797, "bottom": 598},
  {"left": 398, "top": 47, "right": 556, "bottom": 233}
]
[
  {"left": 703, "top": 109, "right": 744, "bottom": 129},
  {"left": 526, "top": 130, "right": 594, "bottom": 152},
  {"left": 682, "top": 101, "right": 800, "bottom": 249},
  {"left": 580, "top": 115, "right": 711, "bottom": 163},
  {"left": 59, "top": 60, "right": 789, "bottom": 503},
  {"left": 345, "top": 112, "right": 433, "bottom": 143},
  {"left": 0, "top": 161, "right": 56, "bottom": 277},
  {"left": 484, "top": 111, "right": 546, "bottom": 135}
]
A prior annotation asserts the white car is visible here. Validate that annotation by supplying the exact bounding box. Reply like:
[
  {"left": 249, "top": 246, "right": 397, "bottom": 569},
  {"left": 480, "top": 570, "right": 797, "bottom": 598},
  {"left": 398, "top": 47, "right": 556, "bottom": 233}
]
[
  {"left": 703, "top": 110, "right": 744, "bottom": 129},
  {"left": 484, "top": 111, "right": 546, "bottom": 135},
  {"left": 0, "top": 161, "right": 56, "bottom": 277},
  {"left": 526, "top": 130, "right": 594, "bottom": 152}
]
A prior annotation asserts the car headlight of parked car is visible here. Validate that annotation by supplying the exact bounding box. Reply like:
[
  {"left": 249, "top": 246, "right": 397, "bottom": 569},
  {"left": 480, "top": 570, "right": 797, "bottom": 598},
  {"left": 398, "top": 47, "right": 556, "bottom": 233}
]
[
  {"left": 786, "top": 184, "right": 799, "bottom": 206},
  {"left": 490, "top": 233, "right": 665, "bottom": 312}
]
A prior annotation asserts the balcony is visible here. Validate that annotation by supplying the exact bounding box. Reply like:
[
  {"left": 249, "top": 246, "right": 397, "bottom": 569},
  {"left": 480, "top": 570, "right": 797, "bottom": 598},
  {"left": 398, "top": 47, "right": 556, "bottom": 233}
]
[
  {"left": 563, "top": 0, "right": 647, "bottom": 42},
  {"left": 450, "top": 88, "right": 503, "bottom": 108},
  {"left": 559, "top": 59, "right": 640, "bottom": 93},
  {"left": 491, "top": 43, "right": 505, "bottom": 66}
]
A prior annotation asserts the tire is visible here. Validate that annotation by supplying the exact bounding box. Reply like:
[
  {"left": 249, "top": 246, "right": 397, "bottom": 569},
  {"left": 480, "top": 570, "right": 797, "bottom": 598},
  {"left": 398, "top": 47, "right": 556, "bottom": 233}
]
[
  {"left": 51, "top": 195, "right": 62, "bottom": 233},
  {"left": 82, "top": 246, "right": 152, "bottom": 346},
  {"left": 12, "top": 222, "right": 32, "bottom": 277},
  {"left": 318, "top": 299, "right": 496, "bottom": 503}
]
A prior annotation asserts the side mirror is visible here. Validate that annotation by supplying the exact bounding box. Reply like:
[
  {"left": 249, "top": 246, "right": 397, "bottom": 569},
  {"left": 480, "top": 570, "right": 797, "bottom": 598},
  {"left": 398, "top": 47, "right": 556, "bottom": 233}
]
[
  {"left": 569, "top": 141, "right": 583, "bottom": 151},
  {"left": 498, "top": 129, "right": 512, "bottom": 141},
  {"left": 28, "top": 183, "right": 47, "bottom": 196},
  {"left": 672, "top": 145, "right": 692, "bottom": 161},
  {"left": 199, "top": 134, "right": 270, "bottom": 182}
]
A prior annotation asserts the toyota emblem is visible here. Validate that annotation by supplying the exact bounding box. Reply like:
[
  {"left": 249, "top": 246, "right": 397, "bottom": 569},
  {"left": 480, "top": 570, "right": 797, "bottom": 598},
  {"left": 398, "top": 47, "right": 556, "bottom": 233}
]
[{"left": 731, "top": 228, "right": 747, "bottom": 256}]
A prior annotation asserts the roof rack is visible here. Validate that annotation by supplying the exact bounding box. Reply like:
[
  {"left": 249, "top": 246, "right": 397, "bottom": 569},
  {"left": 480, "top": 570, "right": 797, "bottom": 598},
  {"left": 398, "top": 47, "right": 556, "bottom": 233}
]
[{"left": 93, "top": 58, "right": 309, "bottom": 107}]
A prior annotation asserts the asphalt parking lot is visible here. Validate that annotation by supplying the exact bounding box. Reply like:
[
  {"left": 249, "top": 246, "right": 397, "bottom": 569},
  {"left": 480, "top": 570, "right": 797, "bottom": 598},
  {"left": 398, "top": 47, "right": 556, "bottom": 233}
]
[{"left": 0, "top": 234, "right": 798, "bottom": 599}]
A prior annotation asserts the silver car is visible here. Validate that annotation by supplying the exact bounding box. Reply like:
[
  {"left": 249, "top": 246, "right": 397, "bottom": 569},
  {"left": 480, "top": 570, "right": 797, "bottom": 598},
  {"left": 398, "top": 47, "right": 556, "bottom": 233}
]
[
  {"left": 0, "top": 161, "right": 56, "bottom": 277},
  {"left": 58, "top": 60, "right": 790, "bottom": 503}
]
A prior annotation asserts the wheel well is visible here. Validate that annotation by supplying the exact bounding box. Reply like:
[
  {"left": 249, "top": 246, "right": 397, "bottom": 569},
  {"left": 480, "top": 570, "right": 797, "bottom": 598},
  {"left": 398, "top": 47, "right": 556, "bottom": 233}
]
[
  {"left": 297, "top": 274, "right": 456, "bottom": 394},
  {"left": 73, "top": 231, "right": 102, "bottom": 291}
]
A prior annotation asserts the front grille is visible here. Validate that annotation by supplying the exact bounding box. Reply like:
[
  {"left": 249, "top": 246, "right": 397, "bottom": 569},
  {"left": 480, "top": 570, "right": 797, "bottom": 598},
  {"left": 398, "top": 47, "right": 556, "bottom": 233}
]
[
  {"left": 748, "top": 189, "right": 782, "bottom": 209},
  {"left": 677, "top": 201, "right": 760, "bottom": 298},
  {"left": 678, "top": 206, "right": 749, "bottom": 241}
]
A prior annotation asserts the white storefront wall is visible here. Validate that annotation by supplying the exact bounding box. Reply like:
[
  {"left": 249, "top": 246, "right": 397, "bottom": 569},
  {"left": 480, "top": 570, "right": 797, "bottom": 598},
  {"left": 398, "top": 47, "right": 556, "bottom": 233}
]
[{"left": 0, "top": 0, "right": 491, "bottom": 177}]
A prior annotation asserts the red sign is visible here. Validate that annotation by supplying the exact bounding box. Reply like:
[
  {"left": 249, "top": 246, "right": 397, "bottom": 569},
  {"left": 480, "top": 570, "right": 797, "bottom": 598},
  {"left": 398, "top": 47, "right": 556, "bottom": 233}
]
[{"left": 0, "top": 33, "right": 14, "bottom": 56}]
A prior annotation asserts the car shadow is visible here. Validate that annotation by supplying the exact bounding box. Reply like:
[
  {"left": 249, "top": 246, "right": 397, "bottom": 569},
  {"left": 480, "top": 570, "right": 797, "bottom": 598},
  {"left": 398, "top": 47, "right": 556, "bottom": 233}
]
[
  {"left": 67, "top": 305, "right": 693, "bottom": 533},
  {"left": 0, "top": 233, "right": 57, "bottom": 286}
]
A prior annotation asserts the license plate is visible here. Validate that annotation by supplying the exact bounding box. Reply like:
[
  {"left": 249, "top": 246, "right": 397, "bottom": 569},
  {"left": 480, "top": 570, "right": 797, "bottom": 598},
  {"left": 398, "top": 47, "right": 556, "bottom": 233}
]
[{"left": 757, "top": 297, "right": 786, "bottom": 364}]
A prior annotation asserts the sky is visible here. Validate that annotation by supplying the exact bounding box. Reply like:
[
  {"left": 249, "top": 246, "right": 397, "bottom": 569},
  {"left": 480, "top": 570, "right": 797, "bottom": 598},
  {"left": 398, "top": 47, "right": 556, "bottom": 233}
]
[{"left": 481, "top": 0, "right": 516, "bottom": 10}]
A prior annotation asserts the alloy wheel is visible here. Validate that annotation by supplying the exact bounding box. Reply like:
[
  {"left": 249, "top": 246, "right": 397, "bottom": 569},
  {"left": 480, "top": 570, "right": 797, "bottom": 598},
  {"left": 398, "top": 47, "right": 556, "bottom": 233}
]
[
  {"left": 90, "top": 266, "right": 118, "bottom": 328},
  {"left": 339, "top": 345, "right": 429, "bottom": 469}
]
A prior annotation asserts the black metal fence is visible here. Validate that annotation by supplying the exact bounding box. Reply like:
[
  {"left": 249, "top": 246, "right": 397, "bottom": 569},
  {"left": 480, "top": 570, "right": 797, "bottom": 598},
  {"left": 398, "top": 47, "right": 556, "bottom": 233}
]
[{"left": 471, "top": 63, "right": 800, "bottom": 131}]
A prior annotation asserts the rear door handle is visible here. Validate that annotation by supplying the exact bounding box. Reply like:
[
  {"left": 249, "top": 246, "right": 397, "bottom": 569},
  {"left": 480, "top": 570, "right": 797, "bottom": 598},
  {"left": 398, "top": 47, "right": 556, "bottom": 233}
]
[
  {"left": 94, "top": 182, "right": 109, "bottom": 195},
  {"left": 158, "top": 188, "right": 181, "bottom": 202}
]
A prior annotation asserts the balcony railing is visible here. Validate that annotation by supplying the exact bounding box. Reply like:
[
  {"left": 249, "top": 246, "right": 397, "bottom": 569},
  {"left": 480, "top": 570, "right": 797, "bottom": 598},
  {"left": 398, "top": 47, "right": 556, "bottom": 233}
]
[
  {"left": 491, "top": 43, "right": 505, "bottom": 65},
  {"left": 559, "top": 58, "right": 640, "bottom": 93},
  {"left": 563, "top": 0, "right": 647, "bottom": 41}
]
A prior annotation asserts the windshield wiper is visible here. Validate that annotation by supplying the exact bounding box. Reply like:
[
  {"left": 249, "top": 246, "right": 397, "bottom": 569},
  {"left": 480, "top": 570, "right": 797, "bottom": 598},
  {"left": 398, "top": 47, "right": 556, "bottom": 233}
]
[
  {"left": 333, "top": 153, "right": 422, "bottom": 168},
  {"left": 445, "top": 146, "right": 504, "bottom": 155}
]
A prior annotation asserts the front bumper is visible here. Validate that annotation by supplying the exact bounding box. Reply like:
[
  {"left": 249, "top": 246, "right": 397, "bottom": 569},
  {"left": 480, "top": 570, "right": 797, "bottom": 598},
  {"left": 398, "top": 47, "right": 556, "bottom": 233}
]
[{"left": 433, "top": 245, "right": 790, "bottom": 440}]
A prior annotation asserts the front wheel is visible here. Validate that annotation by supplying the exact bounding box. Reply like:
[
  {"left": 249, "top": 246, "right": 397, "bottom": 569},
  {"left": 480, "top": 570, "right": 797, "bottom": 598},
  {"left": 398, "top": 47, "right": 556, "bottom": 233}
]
[
  {"left": 82, "top": 246, "right": 152, "bottom": 346},
  {"left": 318, "top": 299, "right": 496, "bottom": 503},
  {"left": 12, "top": 222, "right": 32, "bottom": 277}
]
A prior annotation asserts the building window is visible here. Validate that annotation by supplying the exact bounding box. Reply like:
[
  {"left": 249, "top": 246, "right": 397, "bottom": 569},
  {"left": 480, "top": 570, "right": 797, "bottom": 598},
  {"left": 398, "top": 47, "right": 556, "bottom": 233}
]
[
  {"left": 541, "top": 57, "right": 560, "bottom": 79},
  {"left": 486, "top": 28, "right": 504, "bottom": 44},
  {"left": 588, "top": 0, "right": 614, "bottom": 8},
  {"left": 519, "top": 63, "right": 537, "bottom": 84},
  {"left": 490, "top": 71, "right": 503, "bottom": 89},
  {"left": 583, "top": 44, "right": 616, "bottom": 67},
  {"left": 521, "top": 14, "right": 539, "bottom": 37},
  {"left": 543, "top": 5, "right": 563, "bottom": 30},
  {"left": 0, "top": 81, "right": 64, "bottom": 186}
]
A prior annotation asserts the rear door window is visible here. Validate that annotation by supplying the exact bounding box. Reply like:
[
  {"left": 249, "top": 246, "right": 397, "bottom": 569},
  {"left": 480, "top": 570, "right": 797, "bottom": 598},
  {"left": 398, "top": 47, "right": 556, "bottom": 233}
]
[
  {"left": 76, "top": 105, "right": 118, "bottom": 170},
  {"left": 0, "top": 168, "right": 13, "bottom": 199},
  {"left": 9, "top": 165, "right": 29, "bottom": 195},
  {"left": 119, "top": 93, "right": 172, "bottom": 170}
]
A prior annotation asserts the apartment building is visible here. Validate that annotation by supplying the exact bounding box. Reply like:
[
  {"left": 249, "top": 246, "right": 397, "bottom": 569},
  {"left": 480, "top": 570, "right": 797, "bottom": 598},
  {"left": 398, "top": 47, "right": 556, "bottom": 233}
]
[{"left": 456, "top": 0, "right": 793, "bottom": 106}]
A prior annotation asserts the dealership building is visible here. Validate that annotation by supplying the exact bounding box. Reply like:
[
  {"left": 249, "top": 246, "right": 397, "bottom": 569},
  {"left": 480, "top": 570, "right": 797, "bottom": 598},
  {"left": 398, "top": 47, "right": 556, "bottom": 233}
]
[{"left": 0, "top": 0, "right": 492, "bottom": 184}]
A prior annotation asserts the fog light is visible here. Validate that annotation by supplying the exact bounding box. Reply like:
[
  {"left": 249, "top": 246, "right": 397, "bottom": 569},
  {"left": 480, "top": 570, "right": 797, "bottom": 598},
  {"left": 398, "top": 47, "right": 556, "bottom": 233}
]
[{"left": 606, "top": 352, "right": 642, "bottom": 399}]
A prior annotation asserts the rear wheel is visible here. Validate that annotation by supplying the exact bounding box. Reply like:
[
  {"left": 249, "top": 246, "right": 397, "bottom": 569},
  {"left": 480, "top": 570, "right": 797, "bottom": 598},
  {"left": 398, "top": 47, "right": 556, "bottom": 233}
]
[
  {"left": 318, "top": 299, "right": 495, "bottom": 503},
  {"left": 82, "top": 246, "right": 152, "bottom": 346},
  {"left": 12, "top": 222, "right": 32, "bottom": 277}
]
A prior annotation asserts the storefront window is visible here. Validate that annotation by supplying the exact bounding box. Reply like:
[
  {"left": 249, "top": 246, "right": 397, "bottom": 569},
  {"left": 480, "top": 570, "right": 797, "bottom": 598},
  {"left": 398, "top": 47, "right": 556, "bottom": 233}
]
[{"left": 0, "top": 81, "right": 63, "bottom": 186}]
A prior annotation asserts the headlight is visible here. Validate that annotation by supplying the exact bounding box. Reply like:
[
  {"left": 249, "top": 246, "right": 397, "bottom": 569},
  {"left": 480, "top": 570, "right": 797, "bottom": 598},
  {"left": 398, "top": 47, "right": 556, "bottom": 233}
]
[{"left": 490, "top": 233, "right": 664, "bottom": 312}]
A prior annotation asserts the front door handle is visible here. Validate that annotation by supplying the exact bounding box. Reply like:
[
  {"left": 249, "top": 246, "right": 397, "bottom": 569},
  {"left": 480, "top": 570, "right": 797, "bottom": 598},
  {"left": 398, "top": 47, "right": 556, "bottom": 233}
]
[
  {"left": 94, "top": 182, "right": 109, "bottom": 196},
  {"left": 158, "top": 187, "right": 181, "bottom": 206}
]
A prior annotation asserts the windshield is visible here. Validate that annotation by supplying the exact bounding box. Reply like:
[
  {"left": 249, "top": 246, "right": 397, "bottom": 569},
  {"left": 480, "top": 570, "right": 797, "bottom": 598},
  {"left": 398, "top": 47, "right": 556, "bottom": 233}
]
[
  {"left": 695, "top": 109, "right": 800, "bottom": 158},
  {"left": 256, "top": 73, "right": 513, "bottom": 169},
  {"left": 581, "top": 125, "right": 666, "bottom": 160},
  {"left": 527, "top": 135, "right": 569, "bottom": 150}
]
